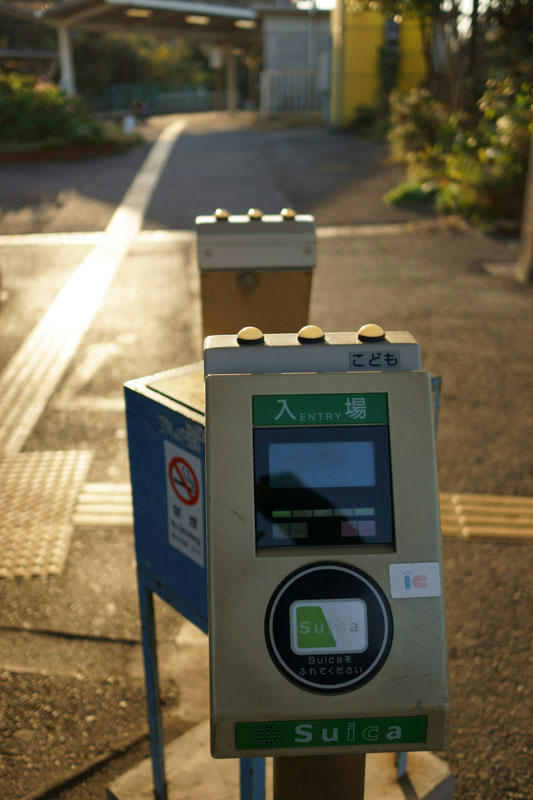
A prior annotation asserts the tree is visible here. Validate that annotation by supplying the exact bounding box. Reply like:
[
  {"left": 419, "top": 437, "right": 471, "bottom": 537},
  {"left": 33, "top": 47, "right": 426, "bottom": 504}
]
[
  {"left": 72, "top": 34, "right": 213, "bottom": 104},
  {"left": 485, "top": 0, "right": 533, "bottom": 81},
  {"left": 0, "top": 14, "right": 57, "bottom": 52}
]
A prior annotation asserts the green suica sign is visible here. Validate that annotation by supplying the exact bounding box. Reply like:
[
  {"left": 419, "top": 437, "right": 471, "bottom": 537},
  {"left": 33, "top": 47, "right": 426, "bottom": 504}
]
[
  {"left": 235, "top": 715, "right": 427, "bottom": 750},
  {"left": 252, "top": 393, "right": 389, "bottom": 427}
]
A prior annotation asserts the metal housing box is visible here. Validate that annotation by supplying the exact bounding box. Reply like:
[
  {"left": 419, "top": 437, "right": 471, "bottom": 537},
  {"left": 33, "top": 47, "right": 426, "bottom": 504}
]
[
  {"left": 205, "top": 335, "right": 448, "bottom": 759},
  {"left": 196, "top": 213, "right": 316, "bottom": 337}
]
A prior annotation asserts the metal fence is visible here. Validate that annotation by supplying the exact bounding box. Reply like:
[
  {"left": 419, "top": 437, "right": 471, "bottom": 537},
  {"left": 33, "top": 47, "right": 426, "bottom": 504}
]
[
  {"left": 259, "top": 68, "right": 321, "bottom": 115},
  {"left": 98, "top": 84, "right": 228, "bottom": 114},
  {"left": 156, "top": 88, "right": 221, "bottom": 113},
  {"left": 96, "top": 73, "right": 322, "bottom": 116}
]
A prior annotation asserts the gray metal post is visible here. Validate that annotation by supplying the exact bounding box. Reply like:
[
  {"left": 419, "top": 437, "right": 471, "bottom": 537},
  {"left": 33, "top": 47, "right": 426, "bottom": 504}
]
[
  {"left": 138, "top": 576, "right": 168, "bottom": 800},
  {"left": 240, "top": 757, "right": 266, "bottom": 800}
]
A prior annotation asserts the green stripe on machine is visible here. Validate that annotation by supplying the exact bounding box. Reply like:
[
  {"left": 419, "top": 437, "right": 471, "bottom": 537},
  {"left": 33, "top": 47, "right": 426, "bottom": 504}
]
[{"left": 252, "top": 393, "right": 388, "bottom": 427}]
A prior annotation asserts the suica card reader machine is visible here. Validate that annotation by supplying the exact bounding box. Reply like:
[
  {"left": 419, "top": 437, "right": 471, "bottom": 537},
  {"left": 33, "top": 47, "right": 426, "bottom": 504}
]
[{"left": 205, "top": 324, "right": 448, "bottom": 759}]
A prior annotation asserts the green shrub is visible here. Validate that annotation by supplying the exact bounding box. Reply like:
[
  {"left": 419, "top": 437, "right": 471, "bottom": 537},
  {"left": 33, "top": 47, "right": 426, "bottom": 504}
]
[
  {"left": 352, "top": 104, "right": 379, "bottom": 130},
  {"left": 0, "top": 73, "right": 103, "bottom": 145},
  {"left": 384, "top": 180, "right": 437, "bottom": 207},
  {"left": 437, "top": 79, "right": 532, "bottom": 223},
  {"left": 388, "top": 87, "right": 466, "bottom": 161},
  {"left": 350, "top": 104, "right": 391, "bottom": 142},
  {"left": 386, "top": 79, "right": 532, "bottom": 227}
]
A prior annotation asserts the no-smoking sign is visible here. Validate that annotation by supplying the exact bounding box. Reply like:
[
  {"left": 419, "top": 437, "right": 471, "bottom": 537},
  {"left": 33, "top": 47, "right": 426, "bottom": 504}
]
[
  {"left": 164, "top": 441, "right": 204, "bottom": 568},
  {"left": 168, "top": 456, "right": 199, "bottom": 505}
]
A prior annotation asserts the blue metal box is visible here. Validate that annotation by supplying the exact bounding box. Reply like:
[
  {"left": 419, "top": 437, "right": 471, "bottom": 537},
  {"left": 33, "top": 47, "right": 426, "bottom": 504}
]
[{"left": 125, "top": 362, "right": 207, "bottom": 632}]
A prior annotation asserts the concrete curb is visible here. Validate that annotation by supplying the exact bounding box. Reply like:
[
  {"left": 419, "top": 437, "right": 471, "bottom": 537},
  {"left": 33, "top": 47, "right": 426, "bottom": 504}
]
[{"left": 107, "top": 720, "right": 454, "bottom": 800}]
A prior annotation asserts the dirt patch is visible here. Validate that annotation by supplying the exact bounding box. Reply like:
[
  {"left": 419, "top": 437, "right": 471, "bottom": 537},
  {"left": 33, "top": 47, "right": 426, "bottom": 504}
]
[
  {"left": 0, "top": 670, "right": 183, "bottom": 799},
  {"left": 0, "top": 142, "right": 140, "bottom": 165}
]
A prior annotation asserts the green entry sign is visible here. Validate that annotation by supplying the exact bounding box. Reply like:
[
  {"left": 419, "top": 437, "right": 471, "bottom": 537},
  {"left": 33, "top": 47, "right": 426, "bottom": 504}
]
[
  {"left": 252, "top": 393, "right": 389, "bottom": 427},
  {"left": 235, "top": 715, "right": 427, "bottom": 750}
]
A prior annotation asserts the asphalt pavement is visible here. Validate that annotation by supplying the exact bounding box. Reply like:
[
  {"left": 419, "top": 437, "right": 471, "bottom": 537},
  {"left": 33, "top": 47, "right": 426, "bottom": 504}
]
[{"left": 0, "top": 112, "right": 531, "bottom": 799}]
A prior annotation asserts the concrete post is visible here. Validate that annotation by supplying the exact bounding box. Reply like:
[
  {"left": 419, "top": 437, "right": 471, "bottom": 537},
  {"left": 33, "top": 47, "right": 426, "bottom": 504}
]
[
  {"left": 57, "top": 25, "right": 76, "bottom": 96},
  {"left": 226, "top": 46, "right": 238, "bottom": 112}
]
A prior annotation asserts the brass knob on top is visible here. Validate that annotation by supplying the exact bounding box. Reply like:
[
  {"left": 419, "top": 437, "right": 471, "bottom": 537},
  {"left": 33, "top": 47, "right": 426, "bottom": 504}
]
[
  {"left": 298, "top": 324, "right": 325, "bottom": 343},
  {"left": 281, "top": 207, "right": 297, "bottom": 220},
  {"left": 247, "top": 208, "right": 263, "bottom": 220},
  {"left": 357, "top": 323, "right": 385, "bottom": 342},
  {"left": 237, "top": 326, "right": 264, "bottom": 344},
  {"left": 214, "top": 208, "right": 230, "bottom": 221}
]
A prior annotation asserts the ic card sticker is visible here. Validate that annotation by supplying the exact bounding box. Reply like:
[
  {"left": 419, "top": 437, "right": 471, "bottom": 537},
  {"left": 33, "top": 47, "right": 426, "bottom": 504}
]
[
  {"left": 389, "top": 562, "right": 441, "bottom": 598},
  {"left": 164, "top": 440, "right": 204, "bottom": 567}
]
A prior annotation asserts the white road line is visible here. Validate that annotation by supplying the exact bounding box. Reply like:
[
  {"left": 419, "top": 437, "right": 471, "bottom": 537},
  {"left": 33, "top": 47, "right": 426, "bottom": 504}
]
[
  {"left": 54, "top": 396, "right": 126, "bottom": 412},
  {"left": 0, "top": 221, "right": 443, "bottom": 249},
  {"left": 317, "top": 223, "right": 409, "bottom": 238},
  {"left": 0, "top": 118, "right": 187, "bottom": 455},
  {"left": 137, "top": 230, "right": 195, "bottom": 244},
  {"left": 52, "top": 342, "right": 121, "bottom": 411},
  {"left": 0, "top": 232, "right": 107, "bottom": 246},
  {"left": 0, "top": 230, "right": 197, "bottom": 247}
]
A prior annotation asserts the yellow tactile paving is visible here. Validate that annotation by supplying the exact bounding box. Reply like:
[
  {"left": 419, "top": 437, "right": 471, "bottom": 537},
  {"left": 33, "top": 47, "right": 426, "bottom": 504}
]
[
  {"left": 72, "top": 483, "right": 133, "bottom": 528},
  {"left": 71, "top": 484, "right": 533, "bottom": 542},
  {"left": 440, "top": 492, "right": 533, "bottom": 540},
  {"left": 0, "top": 450, "right": 94, "bottom": 578}
]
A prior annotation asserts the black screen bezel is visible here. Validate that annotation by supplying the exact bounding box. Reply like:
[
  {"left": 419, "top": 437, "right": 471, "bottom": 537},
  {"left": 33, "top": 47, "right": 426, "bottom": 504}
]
[{"left": 253, "top": 424, "right": 395, "bottom": 551}]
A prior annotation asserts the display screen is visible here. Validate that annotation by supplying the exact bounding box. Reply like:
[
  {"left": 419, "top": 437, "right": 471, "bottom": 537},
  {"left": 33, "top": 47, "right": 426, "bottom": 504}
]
[
  {"left": 254, "top": 425, "right": 394, "bottom": 550},
  {"left": 269, "top": 442, "right": 375, "bottom": 489}
]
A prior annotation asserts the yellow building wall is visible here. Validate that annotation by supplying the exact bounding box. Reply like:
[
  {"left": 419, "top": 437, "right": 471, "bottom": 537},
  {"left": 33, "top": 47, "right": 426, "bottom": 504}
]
[
  {"left": 333, "top": 4, "right": 427, "bottom": 127},
  {"left": 342, "top": 10, "right": 383, "bottom": 122},
  {"left": 398, "top": 19, "right": 426, "bottom": 92}
]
